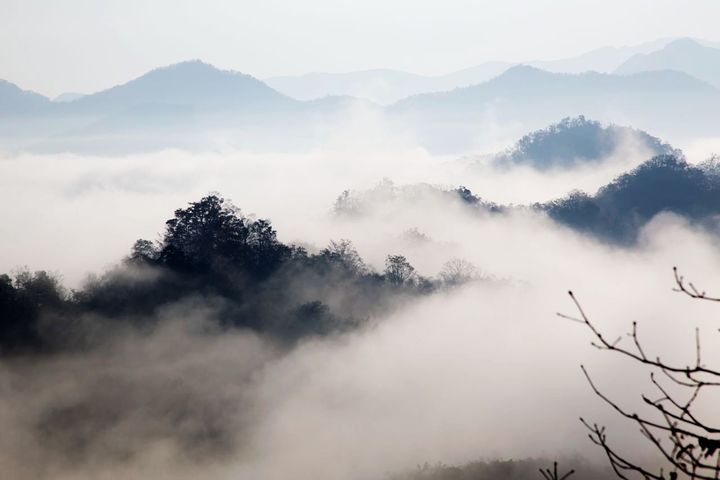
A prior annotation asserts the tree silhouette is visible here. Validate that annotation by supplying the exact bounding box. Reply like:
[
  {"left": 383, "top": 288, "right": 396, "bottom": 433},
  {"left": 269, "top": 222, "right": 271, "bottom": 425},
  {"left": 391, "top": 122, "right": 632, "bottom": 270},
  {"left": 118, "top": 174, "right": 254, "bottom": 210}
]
[
  {"left": 319, "top": 239, "right": 368, "bottom": 275},
  {"left": 385, "top": 255, "right": 416, "bottom": 286},
  {"left": 159, "top": 194, "right": 289, "bottom": 278},
  {"left": 563, "top": 268, "right": 720, "bottom": 480},
  {"left": 128, "top": 239, "right": 159, "bottom": 263},
  {"left": 0, "top": 270, "right": 66, "bottom": 352}
]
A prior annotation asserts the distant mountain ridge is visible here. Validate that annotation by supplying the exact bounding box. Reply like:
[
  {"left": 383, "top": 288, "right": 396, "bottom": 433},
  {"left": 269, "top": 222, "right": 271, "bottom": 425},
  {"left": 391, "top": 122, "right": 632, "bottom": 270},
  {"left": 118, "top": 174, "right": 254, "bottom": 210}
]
[
  {"left": 265, "top": 62, "right": 513, "bottom": 105},
  {"left": 389, "top": 65, "right": 720, "bottom": 152},
  {"left": 67, "top": 60, "right": 295, "bottom": 114},
  {"left": 393, "top": 64, "right": 718, "bottom": 108},
  {"left": 0, "top": 79, "right": 51, "bottom": 114},
  {"left": 2, "top": 54, "right": 720, "bottom": 154},
  {"left": 264, "top": 38, "right": 688, "bottom": 104},
  {"left": 614, "top": 38, "right": 720, "bottom": 88},
  {"left": 0, "top": 60, "right": 297, "bottom": 119},
  {"left": 528, "top": 38, "right": 674, "bottom": 74}
]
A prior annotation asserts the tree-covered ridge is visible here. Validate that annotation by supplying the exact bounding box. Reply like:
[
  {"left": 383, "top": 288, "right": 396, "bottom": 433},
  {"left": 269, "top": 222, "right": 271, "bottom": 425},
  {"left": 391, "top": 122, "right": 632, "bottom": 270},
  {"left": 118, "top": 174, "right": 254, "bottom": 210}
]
[
  {"left": 333, "top": 179, "right": 501, "bottom": 217},
  {"left": 490, "top": 116, "right": 678, "bottom": 169},
  {"left": 0, "top": 195, "right": 485, "bottom": 355},
  {"left": 542, "top": 155, "right": 720, "bottom": 243},
  {"left": 336, "top": 151, "right": 720, "bottom": 245}
]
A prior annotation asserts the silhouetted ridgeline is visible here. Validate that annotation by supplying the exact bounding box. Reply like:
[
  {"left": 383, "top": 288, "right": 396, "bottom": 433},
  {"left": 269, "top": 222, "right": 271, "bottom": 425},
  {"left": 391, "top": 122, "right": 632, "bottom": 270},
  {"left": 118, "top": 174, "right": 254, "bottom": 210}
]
[
  {"left": 336, "top": 154, "right": 720, "bottom": 245},
  {"left": 333, "top": 180, "right": 502, "bottom": 217},
  {"left": 0, "top": 194, "right": 441, "bottom": 355},
  {"left": 542, "top": 155, "right": 720, "bottom": 243}
]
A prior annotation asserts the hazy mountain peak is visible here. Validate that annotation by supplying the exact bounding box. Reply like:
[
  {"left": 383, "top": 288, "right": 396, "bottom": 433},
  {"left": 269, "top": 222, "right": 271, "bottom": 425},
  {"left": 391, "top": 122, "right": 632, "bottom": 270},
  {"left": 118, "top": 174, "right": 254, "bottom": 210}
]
[
  {"left": 124, "top": 59, "right": 261, "bottom": 86},
  {"left": 615, "top": 38, "right": 720, "bottom": 88},
  {"left": 498, "top": 64, "right": 549, "bottom": 78},
  {"left": 146, "top": 59, "right": 230, "bottom": 77},
  {"left": 479, "top": 64, "right": 555, "bottom": 89},
  {"left": 0, "top": 79, "right": 51, "bottom": 113},
  {"left": 662, "top": 37, "right": 704, "bottom": 52},
  {"left": 70, "top": 60, "right": 290, "bottom": 112}
]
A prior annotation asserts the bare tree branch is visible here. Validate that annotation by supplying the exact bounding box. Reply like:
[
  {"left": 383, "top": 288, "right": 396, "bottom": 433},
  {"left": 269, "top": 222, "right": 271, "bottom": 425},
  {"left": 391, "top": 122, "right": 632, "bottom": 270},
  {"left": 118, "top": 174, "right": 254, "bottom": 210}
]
[{"left": 562, "top": 268, "right": 720, "bottom": 480}]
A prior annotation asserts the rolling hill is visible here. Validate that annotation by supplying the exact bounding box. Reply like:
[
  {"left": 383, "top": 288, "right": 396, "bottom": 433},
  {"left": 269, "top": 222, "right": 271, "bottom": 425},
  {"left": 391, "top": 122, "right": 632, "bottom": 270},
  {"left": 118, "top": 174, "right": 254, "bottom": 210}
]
[{"left": 483, "top": 116, "right": 678, "bottom": 169}]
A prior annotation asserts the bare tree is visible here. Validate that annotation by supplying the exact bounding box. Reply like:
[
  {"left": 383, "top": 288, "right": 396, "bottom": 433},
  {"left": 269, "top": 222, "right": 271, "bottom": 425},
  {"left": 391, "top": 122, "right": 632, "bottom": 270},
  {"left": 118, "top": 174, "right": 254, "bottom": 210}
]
[
  {"left": 561, "top": 267, "right": 720, "bottom": 480},
  {"left": 320, "top": 239, "right": 368, "bottom": 275},
  {"left": 385, "top": 255, "right": 416, "bottom": 286},
  {"left": 439, "top": 258, "right": 479, "bottom": 286}
]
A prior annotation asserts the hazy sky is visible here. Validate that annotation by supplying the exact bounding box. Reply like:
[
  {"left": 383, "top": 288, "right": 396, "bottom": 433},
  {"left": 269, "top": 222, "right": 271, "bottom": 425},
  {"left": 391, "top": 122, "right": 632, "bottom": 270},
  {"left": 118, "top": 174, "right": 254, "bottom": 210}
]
[{"left": 2, "top": 0, "right": 719, "bottom": 97}]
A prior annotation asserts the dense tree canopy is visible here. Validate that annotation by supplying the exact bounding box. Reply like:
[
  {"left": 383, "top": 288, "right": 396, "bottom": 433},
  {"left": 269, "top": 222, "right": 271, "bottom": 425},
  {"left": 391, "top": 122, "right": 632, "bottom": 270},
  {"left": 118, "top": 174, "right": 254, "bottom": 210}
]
[
  {"left": 0, "top": 194, "right": 435, "bottom": 354},
  {"left": 543, "top": 155, "right": 720, "bottom": 243}
]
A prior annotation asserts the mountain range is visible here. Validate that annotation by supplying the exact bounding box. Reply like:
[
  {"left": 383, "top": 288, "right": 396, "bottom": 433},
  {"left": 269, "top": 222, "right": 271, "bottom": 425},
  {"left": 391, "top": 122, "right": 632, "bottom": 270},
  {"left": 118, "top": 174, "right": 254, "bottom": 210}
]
[
  {"left": 390, "top": 65, "right": 720, "bottom": 152},
  {"left": 265, "top": 37, "right": 715, "bottom": 104},
  {"left": 1, "top": 37, "right": 720, "bottom": 153}
]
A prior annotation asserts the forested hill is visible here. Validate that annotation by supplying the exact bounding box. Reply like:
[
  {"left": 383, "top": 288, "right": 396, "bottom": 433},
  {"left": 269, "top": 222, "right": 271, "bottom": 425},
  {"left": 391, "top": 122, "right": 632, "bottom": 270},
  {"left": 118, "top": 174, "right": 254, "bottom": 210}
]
[
  {"left": 335, "top": 154, "right": 720, "bottom": 246},
  {"left": 0, "top": 195, "right": 447, "bottom": 355},
  {"left": 541, "top": 155, "right": 720, "bottom": 243},
  {"left": 485, "top": 116, "right": 678, "bottom": 170}
]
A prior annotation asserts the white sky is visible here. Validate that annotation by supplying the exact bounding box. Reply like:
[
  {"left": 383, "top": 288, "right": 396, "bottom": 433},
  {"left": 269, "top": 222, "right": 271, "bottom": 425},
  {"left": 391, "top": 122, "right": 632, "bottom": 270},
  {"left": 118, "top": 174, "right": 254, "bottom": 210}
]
[{"left": 1, "top": 0, "right": 719, "bottom": 97}]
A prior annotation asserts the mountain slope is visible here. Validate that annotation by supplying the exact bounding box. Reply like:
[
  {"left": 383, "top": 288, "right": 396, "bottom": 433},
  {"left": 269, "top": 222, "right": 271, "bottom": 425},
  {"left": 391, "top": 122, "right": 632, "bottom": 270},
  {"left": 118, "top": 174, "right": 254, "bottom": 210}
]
[
  {"left": 529, "top": 38, "right": 675, "bottom": 73},
  {"left": 394, "top": 65, "right": 718, "bottom": 109},
  {"left": 614, "top": 38, "right": 720, "bottom": 88},
  {"left": 0, "top": 79, "right": 52, "bottom": 115},
  {"left": 69, "top": 60, "right": 295, "bottom": 114}
]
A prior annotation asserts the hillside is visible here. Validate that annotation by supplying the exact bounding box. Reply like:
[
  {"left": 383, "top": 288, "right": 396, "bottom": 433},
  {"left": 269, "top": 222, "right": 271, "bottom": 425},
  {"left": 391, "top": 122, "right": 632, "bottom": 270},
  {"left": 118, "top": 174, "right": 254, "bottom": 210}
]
[
  {"left": 68, "top": 60, "right": 295, "bottom": 114},
  {"left": 0, "top": 79, "right": 51, "bottom": 115}
]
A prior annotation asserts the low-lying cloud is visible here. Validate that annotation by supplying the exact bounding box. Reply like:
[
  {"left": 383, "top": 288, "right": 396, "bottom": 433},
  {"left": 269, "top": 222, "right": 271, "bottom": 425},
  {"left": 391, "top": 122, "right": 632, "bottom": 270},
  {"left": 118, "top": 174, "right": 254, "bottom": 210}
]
[{"left": 1, "top": 126, "right": 719, "bottom": 479}]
